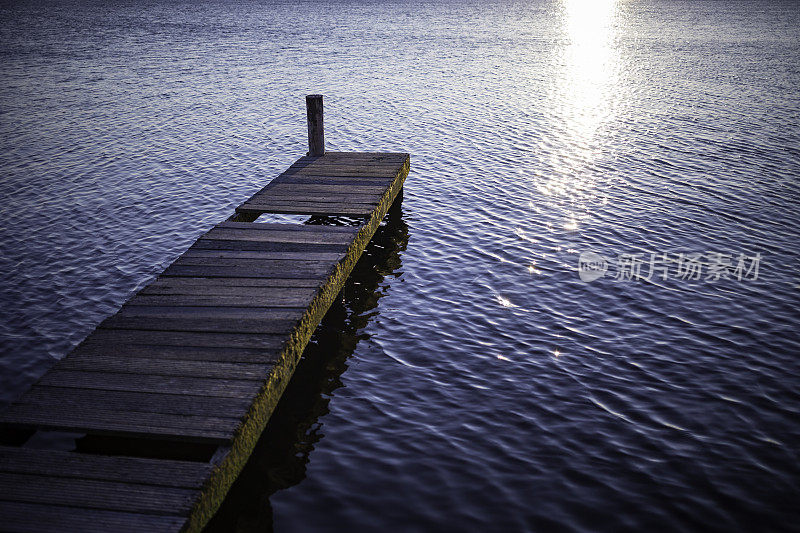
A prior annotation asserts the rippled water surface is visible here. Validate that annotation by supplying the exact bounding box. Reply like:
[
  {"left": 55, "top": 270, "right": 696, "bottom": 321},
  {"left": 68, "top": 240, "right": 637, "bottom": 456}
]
[{"left": 2, "top": 0, "right": 800, "bottom": 530}]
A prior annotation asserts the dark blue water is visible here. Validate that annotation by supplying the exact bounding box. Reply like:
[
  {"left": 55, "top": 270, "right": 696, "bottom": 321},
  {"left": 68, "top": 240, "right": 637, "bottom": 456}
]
[{"left": 2, "top": 0, "right": 799, "bottom": 530}]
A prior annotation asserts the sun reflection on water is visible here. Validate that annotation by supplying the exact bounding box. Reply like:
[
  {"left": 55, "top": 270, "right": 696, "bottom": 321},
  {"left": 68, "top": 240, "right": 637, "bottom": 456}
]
[
  {"left": 562, "top": 0, "right": 619, "bottom": 142},
  {"left": 538, "top": 0, "right": 621, "bottom": 228}
]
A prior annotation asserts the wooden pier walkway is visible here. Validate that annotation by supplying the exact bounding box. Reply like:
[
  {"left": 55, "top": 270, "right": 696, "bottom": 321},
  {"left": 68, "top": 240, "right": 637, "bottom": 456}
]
[{"left": 0, "top": 97, "right": 409, "bottom": 532}]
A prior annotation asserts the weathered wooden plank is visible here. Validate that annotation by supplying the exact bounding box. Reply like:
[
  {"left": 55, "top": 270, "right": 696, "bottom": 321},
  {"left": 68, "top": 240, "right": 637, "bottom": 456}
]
[
  {"left": 190, "top": 239, "right": 348, "bottom": 253},
  {"left": 73, "top": 341, "right": 281, "bottom": 363},
  {"left": 237, "top": 203, "right": 377, "bottom": 216},
  {"left": 291, "top": 154, "right": 403, "bottom": 163},
  {"left": 138, "top": 284, "right": 318, "bottom": 299},
  {"left": 37, "top": 370, "right": 262, "bottom": 399},
  {"left": 115, "top": 304, "right": 306, "bottom": 321},
  {"left": 132, "top": 284, "right": 317, "bottom": 302},
  {"left": 299, "top": 151, "right": 407, "bottom": 163},
  {"left": 269, "top": 175, "right": 394, "bottom": 186},
  {"left": 99, "top": 315, "right": 298, "bottom": 335},
  {"left": 239, "top": 198, "right": 378, "bottom": 208},
  {"left": 287, "top": 170, "right": 400, "bottom": 178},
  {"left": 0, "top": 414, "right": 230, "bottom": 442},
  {"left": 289, "top": 159, "right": 403, "bottom": 169},
  {"left": 279, "top": 171, "right": 395, "bottom": 179},
  {"left": 238, "top": 199, "right": 377, "bottom": 209},
  {"left": 41, "top": 420, "right": 230, "bottom": 444},
  {"left": 179, "top": 249, "right": 345, "bottom": 261},
  {"left": 284, "top": 167, "right": 401, "bottom": 177},
  {"left": 161, "top": 264, "right": 333, "bottom": 279},
  {"left": 245, "top": 193, "right": 383, "bottom": 204},
  {"left": 125, "top": 294, "right": 312, "bottom": 309},
  {"left": 172, "top": 256, "right": 336, "bottom": 270},
  {"left": 164, "top": 260, "right": 332, "bottom": 275},
  {"left": 216, "top": 221, "right": 358, "bottom": 233},
  {"left": 148, "top": 276, "right": 322, "bottom": 288},
  {"left": 258, "top": 183, "right": 387, "bottom": 194},
  {"left": 0, "top": 501, "right": 185, "bottom": 533},
  {"left": 55, "top": 353, "right": 274, "bottom": 380},
  {"left": 80, "top": 329, "right": 286, "bottom": 349},
  {"left": 0, "top": 473, "right": 198, "bottom": 515},
  {"left": 299, "top": 159, "right": 402, "bottom": 168},
  {"left": 0, "top": 446, "right": 212, "bottom": 488},
  {"left": 0, "top": 405, "right": 238, "bottom": 442},
  {"left": 200, "top": 228, "right": 355, "bottom": 244},
  {"left": 15, "top": 386, "right": 250, "bottom": 418},
  {"left": 302, "top": 150, "right": 406, "bottom": 158}
]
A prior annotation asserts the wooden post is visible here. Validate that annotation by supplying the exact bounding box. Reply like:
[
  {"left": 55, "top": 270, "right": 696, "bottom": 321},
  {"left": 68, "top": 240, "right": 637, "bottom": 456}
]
[{"left": 306, "top": 94, "right": 324, "bottom": 156}]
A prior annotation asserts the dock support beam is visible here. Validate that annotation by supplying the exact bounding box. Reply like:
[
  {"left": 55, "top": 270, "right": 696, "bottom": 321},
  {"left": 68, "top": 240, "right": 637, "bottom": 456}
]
[{"left": 306, "top": 94, "right": 325, "bottom": 156}]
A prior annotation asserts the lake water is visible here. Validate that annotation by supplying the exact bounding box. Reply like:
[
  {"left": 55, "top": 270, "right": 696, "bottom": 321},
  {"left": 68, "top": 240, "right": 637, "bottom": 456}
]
[{"left": 1, "top": 0, "right": 799, "bottom": 530}]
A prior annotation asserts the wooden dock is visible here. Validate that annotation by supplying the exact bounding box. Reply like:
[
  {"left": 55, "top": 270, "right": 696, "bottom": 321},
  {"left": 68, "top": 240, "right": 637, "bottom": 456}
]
[{"left": 0, "top": 97, "right": 409, "bottom": 532}]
